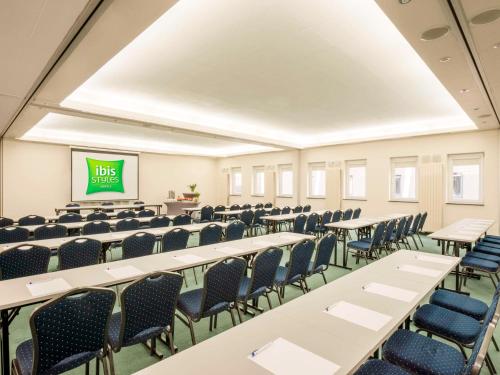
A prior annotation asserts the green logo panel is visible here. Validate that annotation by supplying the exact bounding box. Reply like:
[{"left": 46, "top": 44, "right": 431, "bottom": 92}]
[{"left": 86, "top": 158, "right": 125, "bottom": 195}]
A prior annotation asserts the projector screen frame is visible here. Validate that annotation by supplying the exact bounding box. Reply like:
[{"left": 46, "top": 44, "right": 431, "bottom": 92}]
[{"left": 70, "top": 147, "right": 140, "bottom": 202}]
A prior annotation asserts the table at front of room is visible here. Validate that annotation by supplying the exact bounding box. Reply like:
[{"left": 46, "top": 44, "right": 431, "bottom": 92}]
[
  {"left": 54, "top": 203, "right": 163, "bottom": 215},
  {"left": 429, "top": 218, "right": 495, "bottom": 292},
  {"left": 0, "top": 232, "right": 314, "bottom": 375},
  {"left": 133, "top": 250, "right": 459, "bottom": 375},
  {"left": 325, "top": 214, "right": 409, "bottom": 271}
]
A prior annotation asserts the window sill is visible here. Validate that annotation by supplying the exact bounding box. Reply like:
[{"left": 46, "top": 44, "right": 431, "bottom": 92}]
[
  {"left": 251, "top": 194, "right": 264, "bottom": 197},
  {"left": 276, "top": 195, "right": 293, "bottom": 198},
  {"left": 388, "top": 199, "right": 419, "bottom": 203},
  {"left": 343, "top": 198, "right": 367, "bottom": 201},
  {"left": 307, "top": 196, "right": 326, "bottom": 199},
  {"left": 446, "top": 201, "right": 485, "bottom": 206},
  {"left": 229, "top": 194, "right": 242, "bottom": 197}
]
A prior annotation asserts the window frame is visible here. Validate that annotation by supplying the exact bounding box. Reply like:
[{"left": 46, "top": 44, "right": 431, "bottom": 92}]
[
  {"left": 344, "top": 159, "right": 367, "bottom": 200},
  {"left": 390, "top": 156, "right": 418, "bottom": 202},
  {"left": 307, "top": 162, "right": 326, "bottom": 199},
  {"left": 447, "top": 153, "right": 484, "bottom": 205},
  {"left": 229, "top": 167, "right": 242, "bottom": 196},
  {"left": 251, "top": 166, "right": 265, "bottom": 197},
  {"left": 277, "top": 164, "right": 294, "bottom": 198}
]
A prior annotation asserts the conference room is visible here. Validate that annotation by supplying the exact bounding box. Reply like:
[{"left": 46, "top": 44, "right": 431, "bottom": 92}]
[{"left": 1, "top": 0, "right": 500, "bottom": 374}]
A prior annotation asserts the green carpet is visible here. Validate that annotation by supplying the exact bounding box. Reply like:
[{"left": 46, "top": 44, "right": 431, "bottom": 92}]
[{"left": 8, "top": 233, "right": 499, "bottom": 374}]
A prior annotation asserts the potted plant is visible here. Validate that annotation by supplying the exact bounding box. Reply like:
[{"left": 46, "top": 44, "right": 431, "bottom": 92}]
[{"left": 183, "top": 184, "right": 198, "bottom": 200}]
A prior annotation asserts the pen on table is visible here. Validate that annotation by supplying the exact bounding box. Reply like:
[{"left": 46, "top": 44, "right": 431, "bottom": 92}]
[{"left": 251, "top": 341, "right": 273, "bottom": 357}]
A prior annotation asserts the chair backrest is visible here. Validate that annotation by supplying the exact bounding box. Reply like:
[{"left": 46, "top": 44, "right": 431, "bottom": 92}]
[
  {"left": 331, "top": 210, "right": 342, "bottom": 223},
  {"left": 245, "top": 247, "right": 283, "bottom": 298},
  {"left": 87, "top": 212, "right": 108, "bottom": 221},
  {"left": 18, "top": 215, "right": 45, "bottom": 226},
  {"left": 0, "top": 244, "right": 51, "bottom": 280},
  {"left": 117, "top": 210, "right": 137, "bottom": 219},
  {"left": 173, "top": 214, "right": 191, "bottom": 226},
  {"left": 230, "top": 204, "right": 241, "bottom": 211},
  {"left": 200, "top": 205, "right": 214, "bottom": 221},
  {"left": 304, "top": 212, "right": 319, "bottom": 233},
  {"left": 286, "top": 239, "right": 315, "bottom": 282},
  {"left": 134, "top": 201, "right": 145, "bottom": 211},
  {"left": 199, "top": 224, "right": 223, "bottom": 246},
  {"left": 411, "top": 213, "right": 421, "bottom": 233},
  {"left": 403, "top": 215, "right": 413, "bottom": 236},
  {"left": 0, "top": 217, "right": 14, "bottom": 228},
  {"left": 394, "top": 217, "right": 406, "bottom": 240},
  {"left": 122, "top": 232, "right": 156, "bottom": 260},
  {"left": 101, "top": 201, "right": 114, "bottom": 212},
  {"left": 34, "top": 224, "right": 67, "bottom": 240},
  {"left": 464, "top": 322, "right": 496, "bottom": 375},
  {"left": 82, "top": 220, "right": 111, "bottom": 235},
  {"left": 200, "top": 257, "right": 246, "bottom": 316},
  {"left": 0, "top": 226, "right": 30, "bottom": 244},
  {"left": 383, "top": 219, "right": 397, "bottom": 243},
  {"left": 138, "top": 209, "right": 155, "bottom": 218},
  {"left": 116, "top": 218, "right": 140, "bottom": 232},
  {"left": 253, "top": 208, "right": 267, "bottom": 225},
  {"left": 65, "top": 203, "right": 81, "bottom": 214},
  {"left": 213, "top": 205, "right": 226, "bottom": 220},
  {"left": 226, "top": 220, "right": 245, "bottom": 241},
  {"left": 161, "top": 228, "right": 190, "bottom": 252},
  {"left": 313, "top": 233, "right": 337, "bottom": 270},
  {"left": 255, "top": 203, "right": 264, "bottom": 209},
  {"left": 58, "top": 238, "right": 101, "bottom": 270},
  {"left": 370, "top": 222, "right": 386, "bottom": 247},
  {"left": 270, "top": 207, "right": 281, "bottom": 216},
  {"left": 281, "top": 206, "right": 291, "bottom": 214},
  {"left": 30, "top": 288, "right": 115, "bottom": 375},
  {"left": 240, "top": 210, "right": 254, "bottom": 226},
  {"left": 320, "top": 210, "right": 333, "bottom": 227},
  {"left": 117, "top": 272, "right": 183, "bottom": 349},
  {"left": 352, "top": 208, "right": 361, "bottom": 219},
  {"left": 343, "top": 209, "right": 353, "bottom": 220},
  {"left": 293, "top": 214, "right": 307, "bottom": 234},
  {"left": 293, "top": 205, "right": 303, "bottom": 213},
  {"left": 241, "top": 204, "right": 252, "bottom": 210},
  {"left": 264, "top": 202, "right": 273, "bottom": 208},
  {"left": 418, "top": 212, "right": 428, "bottom": 231},
  {"left": 58, "top": 213, "right": 82, "bottom": 223},
  {"left": 150, "top": 215, "right": 171, "bottom": 228},
  {"left": 303, "top": 204, "right": 311, "bottom": 212}
]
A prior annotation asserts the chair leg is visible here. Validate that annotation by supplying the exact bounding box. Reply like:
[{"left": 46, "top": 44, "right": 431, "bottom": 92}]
[
  {"left": 101, "top": 354, "right": 110, "bottom": 375},
  {"left": 492, "top": 335, "right": 499, "bottom": 352},
  {"left": 96, "top": 357, "right": 100, "bottom": 375},
  {"left": 229, "top": 308, "right": 237, "bottom": 327},
  {"left": 265, "top": 293, "right": 273, "bottom": 310},
  {"left": 303, "top": 278, "right": 310, "bottom": 292},
  {"left": 276, "top": 288, "right": 283, "bottom": 305},
  {"left": 167, "top": 330, "right": 176, "bottom": 355},
  {"left": 192, "top": 267, "right": 198, "bottom": 284},
  {"left": 321, "top": 271, "right": 327, "bottom": 285},
  {"left": 107, "top": 348, "right": 115, "bottom": 375},
  {"left": 236, "top": 305, "right": 243, "bottom": 323},
  {"left": 489, "top": 273, "right": 497, "bottom": 288},
  {"left": 411, "top": 236, "right": 419, "bottom": 250},
  {"left": 187, "top": 318, "right": 196, "bottom": 345},
  {"left": 85, "top": 362, "right": 90, "bottom": 375}
]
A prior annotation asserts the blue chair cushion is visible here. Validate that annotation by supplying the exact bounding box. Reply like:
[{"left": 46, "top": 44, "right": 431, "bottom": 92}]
[
  {"left": 429, "top": 289, "right": 488, "bottom": 321},
  {"left": 355, "top": 359, "right": 410, "bottom": 375},
  {"left": 177, "top": 289, "right": 203, "bottom": 320},
  {"left": 274, "top": 265, "right": 301, "bottom": 286},
  {"left": 347, "top": 240, "right": 371, "bottom": 252},
  {"left": 461, "top": 255, "right": 499, "bottom": 272},
  {"left": 383, "top": 330, "right": 465, "bottom": 375},
  {"left": 413, "top": 304, "right": 481, "bottom": 344},
  {"left": 308, "top": 261, "right": 326, "bottom": 275},
  {"left": 237, "top": 276, "right": 267, "bottom": 301},
  {"left": 474, "top": 244, "right": 500, "bottom": 257},
  {"left": 482, "top": 236, "right": 500, "bottom": 245},
  {"left": 466, "top": 252, "right": 500, "bottom": 265},
  {"left": 107, "top": 312, "right": 163, "bottom": 350}
]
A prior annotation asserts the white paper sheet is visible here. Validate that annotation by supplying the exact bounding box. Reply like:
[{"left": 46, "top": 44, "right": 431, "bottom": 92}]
[
  {"left": 324, "top": 301, "right": 392, "bottom": 331},
  {"left": 416, "top": 254, "right": 456, "bottom": 265},
  {"left": 27, "top": 278, "right": 72, "bottom": 297},
  {"left": 252, "top": 240, "right": 275, "bottom": 247},
  {"left": 105, "top": 265, "right": 143, "bottom": 279},
  {"left": 215, "top": 247, "right": 242, "bottom": 255},
  {"left": 397, "top": 264, "right": 441, "bottom": 277},
  {"left": 363, "top": 282, "right": 418, "bottom": 302},
  {"left": 248, "top": 337, "right": 339, "bottom": 375},
  {"left": 173, "top": 254, "right": 206, "bottom": 264}
]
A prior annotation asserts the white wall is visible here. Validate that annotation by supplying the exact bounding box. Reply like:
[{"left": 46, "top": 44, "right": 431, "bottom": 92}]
[{"left": 1, "top": 139, "right": 218, "bottom": 218}]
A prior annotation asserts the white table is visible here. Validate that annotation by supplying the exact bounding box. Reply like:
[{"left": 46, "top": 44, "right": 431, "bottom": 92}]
[
  {"left": 0, "top": 232, "right": 314, "bottom": 375},
  {"left": 54, "top": 203, "right": 162, "bottom": 215},
  {"left": 218, "top": 208, "right": 272, "bottom": 222},
  {"left": 262, "top": 210, "right": 327, "bottom": 233},
  {"left": 133, "top": 250, "right": 459, "bottom": 375},
  {"left": 429, "top": 218, "right": 495, "bottom": 291}
]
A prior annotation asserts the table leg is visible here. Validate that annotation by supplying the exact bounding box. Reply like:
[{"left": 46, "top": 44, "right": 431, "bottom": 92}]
[
  {"left": 329, "top": 229, "right": 352, "bottom": 270},
  {"left": 1, "top": 309, "right": 10, "bottom": 375},
  {"left": 453, "top": 242, "right": 461, "bottom": 292}
]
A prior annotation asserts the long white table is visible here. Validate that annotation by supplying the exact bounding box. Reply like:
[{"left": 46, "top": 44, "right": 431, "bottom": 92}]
[
  {"left": 262, "top": 210, "right": 327, "bottom": 233},
  {"left": 429, "top": 218, "right": 495, "bottom": 291},
  {"left": 54, "top": 203, "right": 162, "bottom": 215},
  {"left": 134, "top": 250, "right": 459, "bottom": 375},
  {"left": 0, "top": 232, "right": 314, "bottom": 375}
]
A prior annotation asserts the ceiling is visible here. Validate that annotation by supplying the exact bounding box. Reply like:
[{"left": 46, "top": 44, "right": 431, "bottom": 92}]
[{"left": 3, "top": 0, "right": 500, "bottom": 156}]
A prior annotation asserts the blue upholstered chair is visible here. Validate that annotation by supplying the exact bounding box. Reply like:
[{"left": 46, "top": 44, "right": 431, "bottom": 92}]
[
  {"left": 399, "top": 215, "right": 413, "bottom": 249},
  {"left": 213, "top": 205, "right": 226, "bottom": 222},
  {"left": 0, "top": 244, "right": 51, "bottom": 280},
  {"left": 342, "top": 208, "right": 353, "bottom": 221},
  {"left": 308, "top": 233, "right": 336, "bottom": 284},
  {"left": 150, "top": 215, "right": 171, "bottom": 228},
  {"left": 273, "top": 239, "right": 315, "bottom": 303},
  {"left": 0, "top": 227, "right": 29, "bottom": 244},
  {"left": 173, "top": 214, "right": 191, "bottom": 226},
  {"left": 293, "top": 205, "right": 303, "bottom": 213},
  {"left": 460, "top": 251, "right": 500, "bottom": 288},
  {"left": 198, "top": 205, "right": 214, "bottom": 223},
  {"left": 264, "top": 202, "right": 273, "bottom": 208},
  {"left": 241, "top": 204, "right": 251, "bottom": 210},
  {"left": 303, "top": 204, "right": 311, "bottom": 213},
  {"left": 65, "top": 203, "right": 81, "bottom": 214},
  {"left": 199, "top": 224, "right": 223, "bottom": 246},
  {"left": 352, "top": 207, "right": 361, "bottom": 219},
  {"left": 331, "top": 210, "right": 342, "bottom": 223},
  {"left": 133, "top": 201, "right": 145, "bottom": 211},
  {"left": 239, "top": 210, "right": 254, "bottom": 236},
  {"left": 347, "top": 222, "right": 385, "bottom": 265},
  {"left": 304, "top": 212, "right": 319, "bottom": 235},
  {"left": 137, "top": 209, "right": 155, "bottom": 218},
  {"left": 407, "top": 212, "right": 421, "bottom": 249},
  {"left": 161, "top": 228, "right": 190, "bottom": 252},
  {"left": 269, "top": 207, "right": 281, "bottom": 216},
  {"left": 281, "top": 206, "right": 291, "bottom": 214},
  {"left": 390, "top": 217, "right": 407, "bottom": 250},
  {"left": 122, "top": 232, "right": 156, "bottom": 260},
  {"left": 237, "top": 247, "right": 283, "bottom": 313},
  {"left": 87, "top": 212, "right": 108, "bottom": 221},
  {"left": 354, "top": 359, "right": 410, "bottom": 375},
  {"left": 255, "top": 203, "right": 264, "bottom": 209},
  {"left": 116, "top": 210, "right": 137, "bottom": 219},
  {"left": 101, "top": 201, "right": 114, "bottom": 213},
  {"left": 12, "top": 288, "right": 116, "bottom": 375},
  {"left": 0, "top": 217, "right": 14, "bottom": 228},
  {"left": 58, "top": 238, "right": 101, "bottom": 270},
  {"left": 360, "top": 219, "right": 396, "bottom": 255},
  {"left": 226, "top": 220, "right": 245, "bottom": 241},
  {"left": 250, "top": 208, "right": 267, "bottom": 236},
  {"left": 292, "top": 214, "right": 307, "bottom": 234},
  {"left": 82, "top": 220, "right": 110, "bottom": 235},
  {"left": 176, "top": 257, "right": 246, "bottom": 345},
  {"left": 107, "top": 272, "right": 183, "bottom": 360},
  {"left": 34, "top": 224, "right": 67, "bottom": 240},
  {"left": 228, "top": 204, "right": 241, "bottom": 220},
  {"left": 115, "top": 218, "right": 140, "bottom": 232},
  {"left": 18, "top": 215, "right": 45, "bottom": 226},
  {"left": 58, "top": 213, "right": 83, "bottom": 223},
  {"left": 416, "top": 211, "right": 427, "bottom": 246},
  {"left": 315, "top": 210, "right": 333, "bottom": 236}
]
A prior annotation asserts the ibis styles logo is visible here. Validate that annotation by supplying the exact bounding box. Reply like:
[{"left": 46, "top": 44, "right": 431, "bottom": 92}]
[{"left": 86, "top": 158, "right": 125, "bottom": 195}]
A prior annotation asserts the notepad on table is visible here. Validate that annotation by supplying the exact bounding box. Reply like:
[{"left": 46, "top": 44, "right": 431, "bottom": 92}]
[
  {"left": 27, "top": 278, "right": 72, "bottom": 297},
  {"left": 397, "top": 264, "right": 441, "bottom": 277},
  {"left": 173, "top": 254, "right": 206, "bottom": 264},
  {"left": 248, "top": 337, "right": 339, "bottom": 375},
  {"left": 324, "top": 300, "right": 392, "bottom": 331},
  {"left": 105, "top": 265, "right": 143, "bottom": 279},
  {"left": 363, "top": 282, "right": 418, "bottom": 302},
  {"left": 416, "top": 254, "right": 456, "bottom": 265},
  {"left": 215, "top": 247, "right": 242, "bottom": 255}
]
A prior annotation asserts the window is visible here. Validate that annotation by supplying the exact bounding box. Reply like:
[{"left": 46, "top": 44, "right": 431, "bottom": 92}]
[
  {"left": 277, "top": 164, "right": 293, "bottom": 197},
  {"left": 252, "top": 166, "right": 265, "bottom": 196},
  {"left": 230, "top": 167, "right": 242, "bottom": 195},
  {"left": 308, "top": 162, "right": 326, "bottom": 198},
  {"left": 345, "top": 160, "right": 366, "bottom": 199},
  {"left": 391, "top": 157, "right": 417, "bottom": 201},
  {"left": 447, "top": 153, "right": 483, "bottom": 204}
]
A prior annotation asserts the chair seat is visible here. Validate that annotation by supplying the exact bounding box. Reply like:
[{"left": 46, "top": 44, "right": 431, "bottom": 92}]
[
  {"left": 466, "top": 251, "right": 500, "bottom": 265},
  {"left": 413, "top": 304, "right": 481, "bottom": 344},
  {"left": 355, "top": 359, "right": 410, "bottom": 375},
  {"left": 383, "top": 330, "right": 465, "bottom": 375},
  {"left": 429, "top": 289, "right": 488, "bottom": 321},
  {"left": 16, "top": 339, "right": 98, "bottom": 375},
  {"left": 237, "top": 276, "right": 267, "bottom": 301},
  {"left": 483, "top": 236, "right": 500, "bottom": 245},
  {"left": 274, "top": 265, "right": 301, "bottom": 286},
  {"left": 347, "top": 240, "right": 371, "bottom": 251},
  {"left": 475, "top": 244, "right": 500, "bottom": 257},
  {"left": 108, "top": 312, "right": 163, "bottom": 350},
  {"left": 461, "top": 255, "right": 499, "bottom": 272},
  {"left": 177, "top": 288, "right": 228, "bottom": 320}
]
